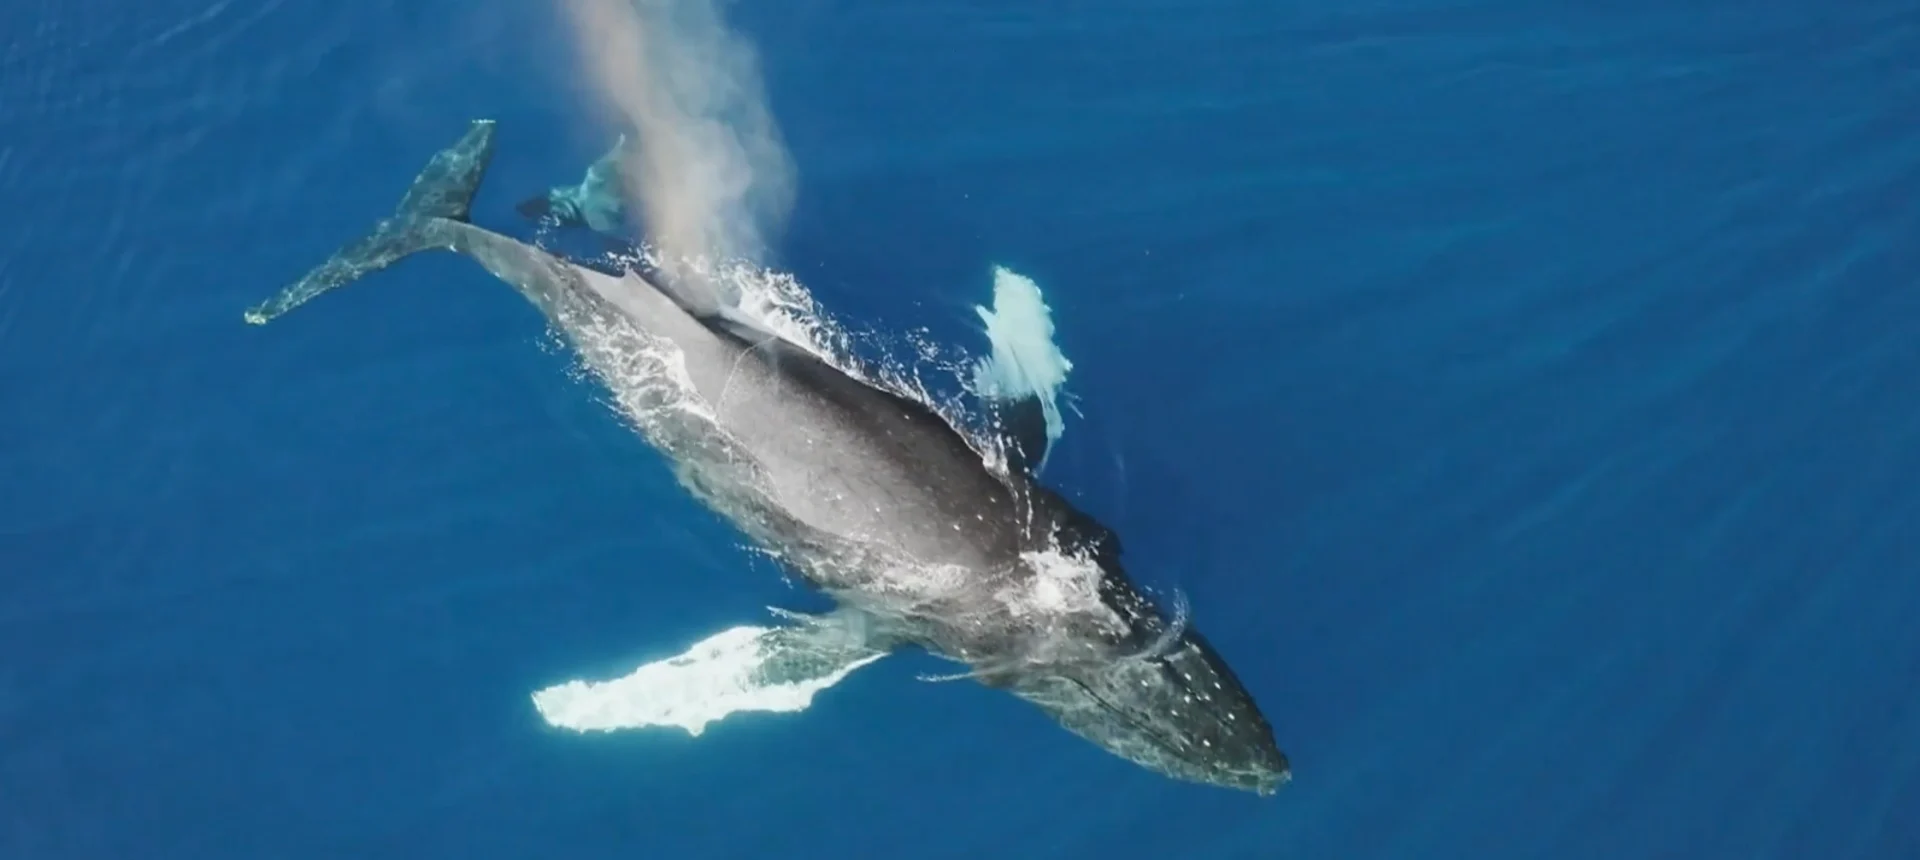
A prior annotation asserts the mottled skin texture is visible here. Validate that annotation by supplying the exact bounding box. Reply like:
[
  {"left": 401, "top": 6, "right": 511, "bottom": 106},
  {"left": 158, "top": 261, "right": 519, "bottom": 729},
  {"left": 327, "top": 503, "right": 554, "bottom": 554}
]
[{"left": 247, "top": 120, "right": 1289, "bottom": 795}]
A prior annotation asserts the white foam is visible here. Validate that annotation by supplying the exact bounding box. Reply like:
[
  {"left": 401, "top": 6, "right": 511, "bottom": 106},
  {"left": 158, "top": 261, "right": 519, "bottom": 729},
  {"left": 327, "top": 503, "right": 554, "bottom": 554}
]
[
  {"left": 532, "top": 624, "right": 885, "bottom": 737},
  {"left": 1016, "top": 548, "right": 1112, "bottom": 620},
  {"left": 971, "top": 266, "right": 1075, "bottom": 445}
]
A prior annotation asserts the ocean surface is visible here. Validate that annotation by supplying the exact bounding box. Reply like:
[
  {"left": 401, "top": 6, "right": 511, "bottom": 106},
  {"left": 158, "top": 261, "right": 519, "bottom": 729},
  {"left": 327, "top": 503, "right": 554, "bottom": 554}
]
[{"left": 5, "top": 0, "right": 1919, "bottom": 858}]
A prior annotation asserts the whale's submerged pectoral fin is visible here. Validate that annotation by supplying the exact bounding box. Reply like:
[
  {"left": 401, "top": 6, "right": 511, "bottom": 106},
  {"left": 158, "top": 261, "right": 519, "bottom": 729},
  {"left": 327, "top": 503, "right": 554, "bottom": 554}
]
[
  {"left": 971, "top": 265, "right": 1075, "bottom": 474},
  {"left": 517, "top": 133, "right": 632, "bottom": 234},
  {"left": 530, "top": 608, "right": 891, "bottom": 738}
]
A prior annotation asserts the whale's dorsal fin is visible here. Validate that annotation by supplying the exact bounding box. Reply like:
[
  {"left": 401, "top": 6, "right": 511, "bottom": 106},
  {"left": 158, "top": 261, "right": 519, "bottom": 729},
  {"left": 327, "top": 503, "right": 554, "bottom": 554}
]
[{"left": 703, "top": 303, "right": 789, "bottom": 348}]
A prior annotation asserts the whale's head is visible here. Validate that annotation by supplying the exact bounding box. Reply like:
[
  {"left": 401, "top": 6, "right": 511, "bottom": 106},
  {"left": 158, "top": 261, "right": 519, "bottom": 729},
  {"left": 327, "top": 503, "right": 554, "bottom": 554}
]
[
  {"left": 1003, "top": 624, "right": 1290, "bottom": 795},
  {"left": 977, "top": 555, "right": 1288, "bottom": 795}
]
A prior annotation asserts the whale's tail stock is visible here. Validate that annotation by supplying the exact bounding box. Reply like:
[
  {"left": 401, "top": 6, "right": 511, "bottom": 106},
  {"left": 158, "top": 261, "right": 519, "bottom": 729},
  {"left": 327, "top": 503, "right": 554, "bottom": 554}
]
[{"left": 243, "top": 119, "right": 498, "bottom": 325}]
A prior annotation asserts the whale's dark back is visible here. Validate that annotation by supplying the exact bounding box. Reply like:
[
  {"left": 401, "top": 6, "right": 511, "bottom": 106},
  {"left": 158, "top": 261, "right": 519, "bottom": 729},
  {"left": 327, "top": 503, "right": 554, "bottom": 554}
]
[{"left": 647, "top": 267, "right": 1290, "bottom": 795}]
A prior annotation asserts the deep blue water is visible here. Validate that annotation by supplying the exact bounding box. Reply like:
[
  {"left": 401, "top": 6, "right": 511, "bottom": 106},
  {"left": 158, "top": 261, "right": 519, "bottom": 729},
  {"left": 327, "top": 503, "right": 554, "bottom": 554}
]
[{"left": 5, "top": 0, "right": 1920, "bottom": 857}]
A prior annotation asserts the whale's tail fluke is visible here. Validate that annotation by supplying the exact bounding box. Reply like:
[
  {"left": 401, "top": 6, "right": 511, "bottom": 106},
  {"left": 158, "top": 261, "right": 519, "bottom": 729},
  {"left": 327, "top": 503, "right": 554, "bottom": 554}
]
[{"left": 243, "top": 119, "right": 498, "bottom": 325}]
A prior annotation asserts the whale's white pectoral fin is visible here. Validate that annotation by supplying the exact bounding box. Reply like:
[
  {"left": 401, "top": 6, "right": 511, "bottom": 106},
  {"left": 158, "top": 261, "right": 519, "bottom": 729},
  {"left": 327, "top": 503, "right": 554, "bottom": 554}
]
[
  {"left": 970, "top": 265, "right": 1076, "bottom": 475},
  {"left": 530, "top": 609, "right": 890, "bottom": 738}
]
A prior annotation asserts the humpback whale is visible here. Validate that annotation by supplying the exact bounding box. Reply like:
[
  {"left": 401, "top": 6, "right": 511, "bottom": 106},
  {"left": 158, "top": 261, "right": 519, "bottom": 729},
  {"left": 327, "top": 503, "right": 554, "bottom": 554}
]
[{"left": 245, "top": 120, "right": 1290, "bottom": 795}]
